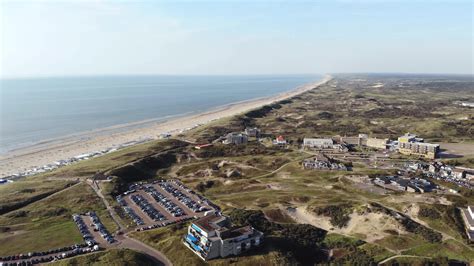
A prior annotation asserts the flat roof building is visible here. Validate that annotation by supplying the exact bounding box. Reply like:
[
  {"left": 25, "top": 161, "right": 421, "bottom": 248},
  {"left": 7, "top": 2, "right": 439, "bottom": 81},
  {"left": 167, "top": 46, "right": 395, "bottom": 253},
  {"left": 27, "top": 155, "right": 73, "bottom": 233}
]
[
  {"left": 366, "top": 137, "right": 389, "bottom": 150},
  {"left": 244, "top": 127, "right": 260, "bottom": 138},
  {"left": 303, "top": 138, "right": 334, "bottom": 149},
  {"left": 461, "top": 206, "right": 474, "bottom": 242},
  {"left": 183, "top": 214, "right": 263, "bottom": 260},
  {"left": 398, "top": 142, "right": 440, "bottom": 159},
  {"left": 397, "top": 133, "right": 439, "bottom": 159},
  {"left": 223, "top": 133, "right": 248, "bottom": 145}
]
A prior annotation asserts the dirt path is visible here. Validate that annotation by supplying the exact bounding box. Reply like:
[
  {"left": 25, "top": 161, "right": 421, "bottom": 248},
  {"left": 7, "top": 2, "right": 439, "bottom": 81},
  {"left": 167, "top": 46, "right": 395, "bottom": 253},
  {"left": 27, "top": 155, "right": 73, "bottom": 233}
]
[
  {"left": 378, "top": 254, "right": 432, "bottom": 265},
  {"left": 88, "top": 180, "right": 126, "bottom": 232}
]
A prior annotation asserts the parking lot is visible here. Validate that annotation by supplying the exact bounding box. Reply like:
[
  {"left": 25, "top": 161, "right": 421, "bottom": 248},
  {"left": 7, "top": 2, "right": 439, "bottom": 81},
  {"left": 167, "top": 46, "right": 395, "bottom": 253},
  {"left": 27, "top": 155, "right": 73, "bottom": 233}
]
[
  {"left": 73, "top": 212, "right": 116, "bottom": 247},
  {"left": 117, "top": 180, "right": 215, "bottom": 229}
]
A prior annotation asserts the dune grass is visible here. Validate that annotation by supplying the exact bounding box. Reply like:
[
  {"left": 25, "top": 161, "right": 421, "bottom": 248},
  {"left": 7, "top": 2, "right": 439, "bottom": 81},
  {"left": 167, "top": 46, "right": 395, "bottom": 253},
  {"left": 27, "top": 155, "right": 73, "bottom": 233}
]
[{"left": 0, "top": 183, "right": 117, "bottom": 256}]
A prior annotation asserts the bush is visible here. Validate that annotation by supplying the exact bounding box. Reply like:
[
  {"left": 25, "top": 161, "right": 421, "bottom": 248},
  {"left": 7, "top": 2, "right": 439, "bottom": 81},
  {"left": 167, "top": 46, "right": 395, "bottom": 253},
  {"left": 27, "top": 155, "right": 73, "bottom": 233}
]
[
  {"left": 314, "top": 204, "right": 353, "bottom": 228},
  {"left": 333, "top": 250, "right": 376, "bottom": 265},
  {"left": 399, "top": 218, "right": 442, "bottom": 243},
  {"left": 418, "top": 207, "right": 441, "bottom": 219},
  {"left": 195, "top": 180, "right": 215, "bottom": 193},
  {"left": 228, "top": 208, "right": 328, "bottom": 264}
]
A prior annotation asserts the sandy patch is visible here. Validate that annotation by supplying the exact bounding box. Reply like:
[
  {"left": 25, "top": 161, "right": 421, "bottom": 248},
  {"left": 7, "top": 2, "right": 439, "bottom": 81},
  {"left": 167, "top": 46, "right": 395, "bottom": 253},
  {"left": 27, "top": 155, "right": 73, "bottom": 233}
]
[
  {"left": 223, "top": 180, "right": 234, "bottom": 185},
  {"left": 286, "top": 206, "right": 406, "bottom": 243},
  {"left": 276, "top": 171, "right": 292, "bottom": 179},
  {"left": 266, "top": 183, "right": 283, "bottom": 190},
  {"left": 370, "top": 83, "right": 384, "bottom": 88}
]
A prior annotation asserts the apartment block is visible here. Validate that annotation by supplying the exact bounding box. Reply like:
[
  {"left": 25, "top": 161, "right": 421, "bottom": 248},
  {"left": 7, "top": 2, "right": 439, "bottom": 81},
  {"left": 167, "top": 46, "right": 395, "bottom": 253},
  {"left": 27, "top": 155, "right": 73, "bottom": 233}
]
[
  {"left": 397, "top": 133, "right": 439, "bottom": 159},
  {"left": 303, "top": 138, "right": 334, "bottom": 148},
  {"left": 183, "top": 214, "right": 263, "bottom": 260}
]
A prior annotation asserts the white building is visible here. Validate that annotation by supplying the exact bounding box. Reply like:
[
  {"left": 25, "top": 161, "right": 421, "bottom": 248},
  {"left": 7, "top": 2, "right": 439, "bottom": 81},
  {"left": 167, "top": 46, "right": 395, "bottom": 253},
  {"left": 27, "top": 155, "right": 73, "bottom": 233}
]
[
  {"left": 461, "top": 206, "right": 474, "bottom": 242},
  {"left": 223, "top": 133, "right": 248, "bottom": 145},
  {"left": 183, "top": 214, "right": 263, "bottom": 260},
  {"left": 303, "top": 138, "right": 334, "bottom": 148}
]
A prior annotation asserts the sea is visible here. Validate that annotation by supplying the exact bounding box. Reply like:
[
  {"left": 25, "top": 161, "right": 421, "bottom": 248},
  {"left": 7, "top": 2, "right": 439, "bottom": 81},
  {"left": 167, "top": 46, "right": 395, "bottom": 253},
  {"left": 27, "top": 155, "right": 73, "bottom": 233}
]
[{"left": 0, "top": 74, "right": 322, "bottom": 154}]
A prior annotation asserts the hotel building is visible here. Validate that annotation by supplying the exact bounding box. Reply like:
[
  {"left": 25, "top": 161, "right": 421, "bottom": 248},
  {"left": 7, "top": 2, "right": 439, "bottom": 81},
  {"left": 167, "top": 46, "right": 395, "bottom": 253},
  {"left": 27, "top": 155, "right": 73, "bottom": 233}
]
[
  {"left": 398, "top": 133, "right": 440, "bottom": 159},
  {"left": 183, "top": 214, "right": 264, "bottom": 260}
]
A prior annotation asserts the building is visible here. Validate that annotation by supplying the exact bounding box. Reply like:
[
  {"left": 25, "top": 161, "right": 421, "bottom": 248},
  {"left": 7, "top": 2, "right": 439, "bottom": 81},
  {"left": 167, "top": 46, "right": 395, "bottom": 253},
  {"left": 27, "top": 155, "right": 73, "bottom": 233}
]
[
  {"left": 453, "top": 168, "right": 466, "bottom": 179},
  {"left": 244, "top": 127, "right": 261, "bottom": 138},
  {"left": 460, "top": 102, "right": 474, "bottom": 108},
  {"left": 461, "top": 206, "right": 474, "bottom": 242},
  {"left": 339, "top": 136, "right": 362, "bottom": 146},
  {"left": 398, "top": 142, "right": 440, "bottom": 159},
  {"left": 398, "top": 133, "right": 423, "bottom": 143},
  {"left": 183, "top": 214, "right": 264, "bottom": 260},
  {"left": 366, "top": 138, "right": 389, "bottom": 150},
  {"left": 272, "top": 135, "right": 287, "bottom": 147},
  {"left": 397, "top": 133, "right": 439, "bottom": 159},
  {"left": 303, "top": 138, "right": 334, "bottom": 149},
  {"left": 223, "top": 133, "right": 248, "bottom": 145},
  {"left": 373, "top": 175, "right": 435, "bottom": 193},
  {"left": 302, "top": 156, "right": 348, "bottom": 171}
]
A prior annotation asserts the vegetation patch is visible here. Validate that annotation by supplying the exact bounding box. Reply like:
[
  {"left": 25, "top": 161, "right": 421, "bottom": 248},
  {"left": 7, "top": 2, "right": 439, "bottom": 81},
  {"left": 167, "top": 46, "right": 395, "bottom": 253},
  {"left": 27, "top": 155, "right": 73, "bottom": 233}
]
[
  {"left": 51, "top": 249, "right": 157, "bottom": 266},
  {"left": 313, "top": 203, "right": 353, "bottom": 228}
]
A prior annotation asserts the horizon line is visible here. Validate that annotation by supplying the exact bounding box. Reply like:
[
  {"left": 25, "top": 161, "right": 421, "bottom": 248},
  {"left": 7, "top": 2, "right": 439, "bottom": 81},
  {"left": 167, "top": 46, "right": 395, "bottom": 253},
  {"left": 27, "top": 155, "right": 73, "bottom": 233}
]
[{"left": 1, "top": 72, "right": 473, "bottom": 80}]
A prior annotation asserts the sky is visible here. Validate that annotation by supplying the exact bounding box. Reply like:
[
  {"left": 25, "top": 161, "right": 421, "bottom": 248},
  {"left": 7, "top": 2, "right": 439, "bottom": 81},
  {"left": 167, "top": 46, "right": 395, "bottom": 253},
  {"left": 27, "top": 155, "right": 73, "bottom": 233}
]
[{"left": 0, "top": 0, "right": 472, "bottom": 78}]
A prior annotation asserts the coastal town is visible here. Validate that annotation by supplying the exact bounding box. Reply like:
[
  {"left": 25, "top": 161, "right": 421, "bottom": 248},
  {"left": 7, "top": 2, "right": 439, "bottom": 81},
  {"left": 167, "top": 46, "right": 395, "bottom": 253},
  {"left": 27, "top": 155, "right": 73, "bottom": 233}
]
[{"left": 1, "top": 75, "right": 473, "bottom": 265}]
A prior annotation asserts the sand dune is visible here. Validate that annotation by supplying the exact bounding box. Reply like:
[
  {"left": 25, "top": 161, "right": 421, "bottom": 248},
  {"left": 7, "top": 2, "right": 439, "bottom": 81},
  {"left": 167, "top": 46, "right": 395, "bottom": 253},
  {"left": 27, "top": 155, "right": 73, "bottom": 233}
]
[{"left": 0, "top": 75, "right": 332, "bottom": 178}]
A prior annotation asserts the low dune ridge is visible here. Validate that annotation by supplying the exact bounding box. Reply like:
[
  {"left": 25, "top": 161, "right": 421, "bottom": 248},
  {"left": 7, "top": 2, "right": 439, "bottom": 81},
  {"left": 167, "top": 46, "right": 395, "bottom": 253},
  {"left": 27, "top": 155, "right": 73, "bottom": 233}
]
[{"left": 0, "top": 75, "right": 332, "bottom": 178}]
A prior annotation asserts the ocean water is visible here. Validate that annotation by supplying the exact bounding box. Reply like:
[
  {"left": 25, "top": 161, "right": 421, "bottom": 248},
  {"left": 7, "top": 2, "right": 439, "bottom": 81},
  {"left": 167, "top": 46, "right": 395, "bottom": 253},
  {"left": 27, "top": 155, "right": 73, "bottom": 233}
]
[{"left": 0, "top": 75, "right": 322, "bottom": 154}]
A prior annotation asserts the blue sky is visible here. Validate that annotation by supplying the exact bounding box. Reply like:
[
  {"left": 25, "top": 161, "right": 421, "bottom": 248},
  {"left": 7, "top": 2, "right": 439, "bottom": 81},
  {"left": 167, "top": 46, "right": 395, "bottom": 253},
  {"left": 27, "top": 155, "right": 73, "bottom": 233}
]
[{"left": 1, "top": 0, "right": 472, "bottom": 78}]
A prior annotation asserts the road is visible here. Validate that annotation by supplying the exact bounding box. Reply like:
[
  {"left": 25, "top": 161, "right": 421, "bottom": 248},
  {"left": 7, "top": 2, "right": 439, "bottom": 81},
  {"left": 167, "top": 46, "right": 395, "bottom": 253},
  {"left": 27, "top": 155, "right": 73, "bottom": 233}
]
[
  {"left": 88, "top": 180, "right": 126, "bottom": 232},
  {"left": 87, "top": 179, "right": 173, "bottom": 266},
  {"left": 116, "top": 235, "right": 173, "bottom": 266}
]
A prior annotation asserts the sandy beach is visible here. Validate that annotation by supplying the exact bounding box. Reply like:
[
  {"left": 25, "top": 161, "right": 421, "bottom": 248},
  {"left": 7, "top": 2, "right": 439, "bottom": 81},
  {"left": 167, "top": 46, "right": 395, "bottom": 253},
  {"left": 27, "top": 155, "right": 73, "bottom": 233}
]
[{"left": 0, "top": 75, "right": 331, "bottom": 178}]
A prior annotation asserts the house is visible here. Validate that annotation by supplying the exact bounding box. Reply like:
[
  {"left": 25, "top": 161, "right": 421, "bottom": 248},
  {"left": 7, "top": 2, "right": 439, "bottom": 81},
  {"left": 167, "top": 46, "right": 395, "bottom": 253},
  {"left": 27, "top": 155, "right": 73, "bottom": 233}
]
[
  {"left": 183, "top": 214, "right": 263, "bottom": 260},
  {"left": 223, "top": 133, "right": 248, "bottom": 145},
  {"left": 244, "top": 127, "right": 261, "bottom": 138},
  {"left": 303, "top": 138, "right": 334, "bottom": 149},
  {"left": 272, "top": 135, "right": 287, "bottom": 147}
]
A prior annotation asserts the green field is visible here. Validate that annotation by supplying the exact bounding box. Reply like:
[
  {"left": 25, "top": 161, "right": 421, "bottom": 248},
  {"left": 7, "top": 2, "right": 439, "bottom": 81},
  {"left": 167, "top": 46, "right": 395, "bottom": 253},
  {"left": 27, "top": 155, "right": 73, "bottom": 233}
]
[{"left": 50, "top": 249, "right": 157, "bottom": 266}]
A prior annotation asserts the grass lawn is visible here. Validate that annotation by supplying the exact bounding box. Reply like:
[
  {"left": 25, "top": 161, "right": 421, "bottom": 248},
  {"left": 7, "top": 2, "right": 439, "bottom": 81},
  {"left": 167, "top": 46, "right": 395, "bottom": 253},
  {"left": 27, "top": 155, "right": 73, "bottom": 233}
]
[
  {"left": 0, "top": 183, "right": 117, "bottom": 256},
  {"left": 402, "top": 239, "right": 474, "bottom": 262},
  {"left": 51, "top": 249, "right": 157, "bottom": 266},
  {"left": 0, "top": 178, "right": 74, "bottom": 214}
]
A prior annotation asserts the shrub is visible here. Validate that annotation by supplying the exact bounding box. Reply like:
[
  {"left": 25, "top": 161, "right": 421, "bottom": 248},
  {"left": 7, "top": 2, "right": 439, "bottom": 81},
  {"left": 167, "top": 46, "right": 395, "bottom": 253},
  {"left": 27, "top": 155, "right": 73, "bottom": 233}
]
[
  {"left": 314, "top": 204, "right": 353, "bottom": 228},
  {"left": 228, "top": 208, "right": 328, "bottom": 264},
  {"left": 418, "top": 207, "right": 441, "bottom": 219}
]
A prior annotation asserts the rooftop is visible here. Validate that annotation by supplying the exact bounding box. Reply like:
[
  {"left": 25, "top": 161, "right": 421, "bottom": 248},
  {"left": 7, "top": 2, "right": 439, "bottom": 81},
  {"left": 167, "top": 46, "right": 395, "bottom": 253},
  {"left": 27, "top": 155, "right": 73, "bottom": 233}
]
[
  {"left": 219, "top": 225, "right": 254, "bottom": 240},
  {"left": 193, "top": 214, "right": 228, "bottom": 233}
]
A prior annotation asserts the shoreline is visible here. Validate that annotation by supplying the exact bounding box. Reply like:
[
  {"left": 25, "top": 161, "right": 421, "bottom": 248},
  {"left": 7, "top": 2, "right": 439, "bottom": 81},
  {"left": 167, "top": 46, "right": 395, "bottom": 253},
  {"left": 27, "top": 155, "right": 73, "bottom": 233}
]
[{"left": 0, "top": 75, "right": 332, "bottom": 178}]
